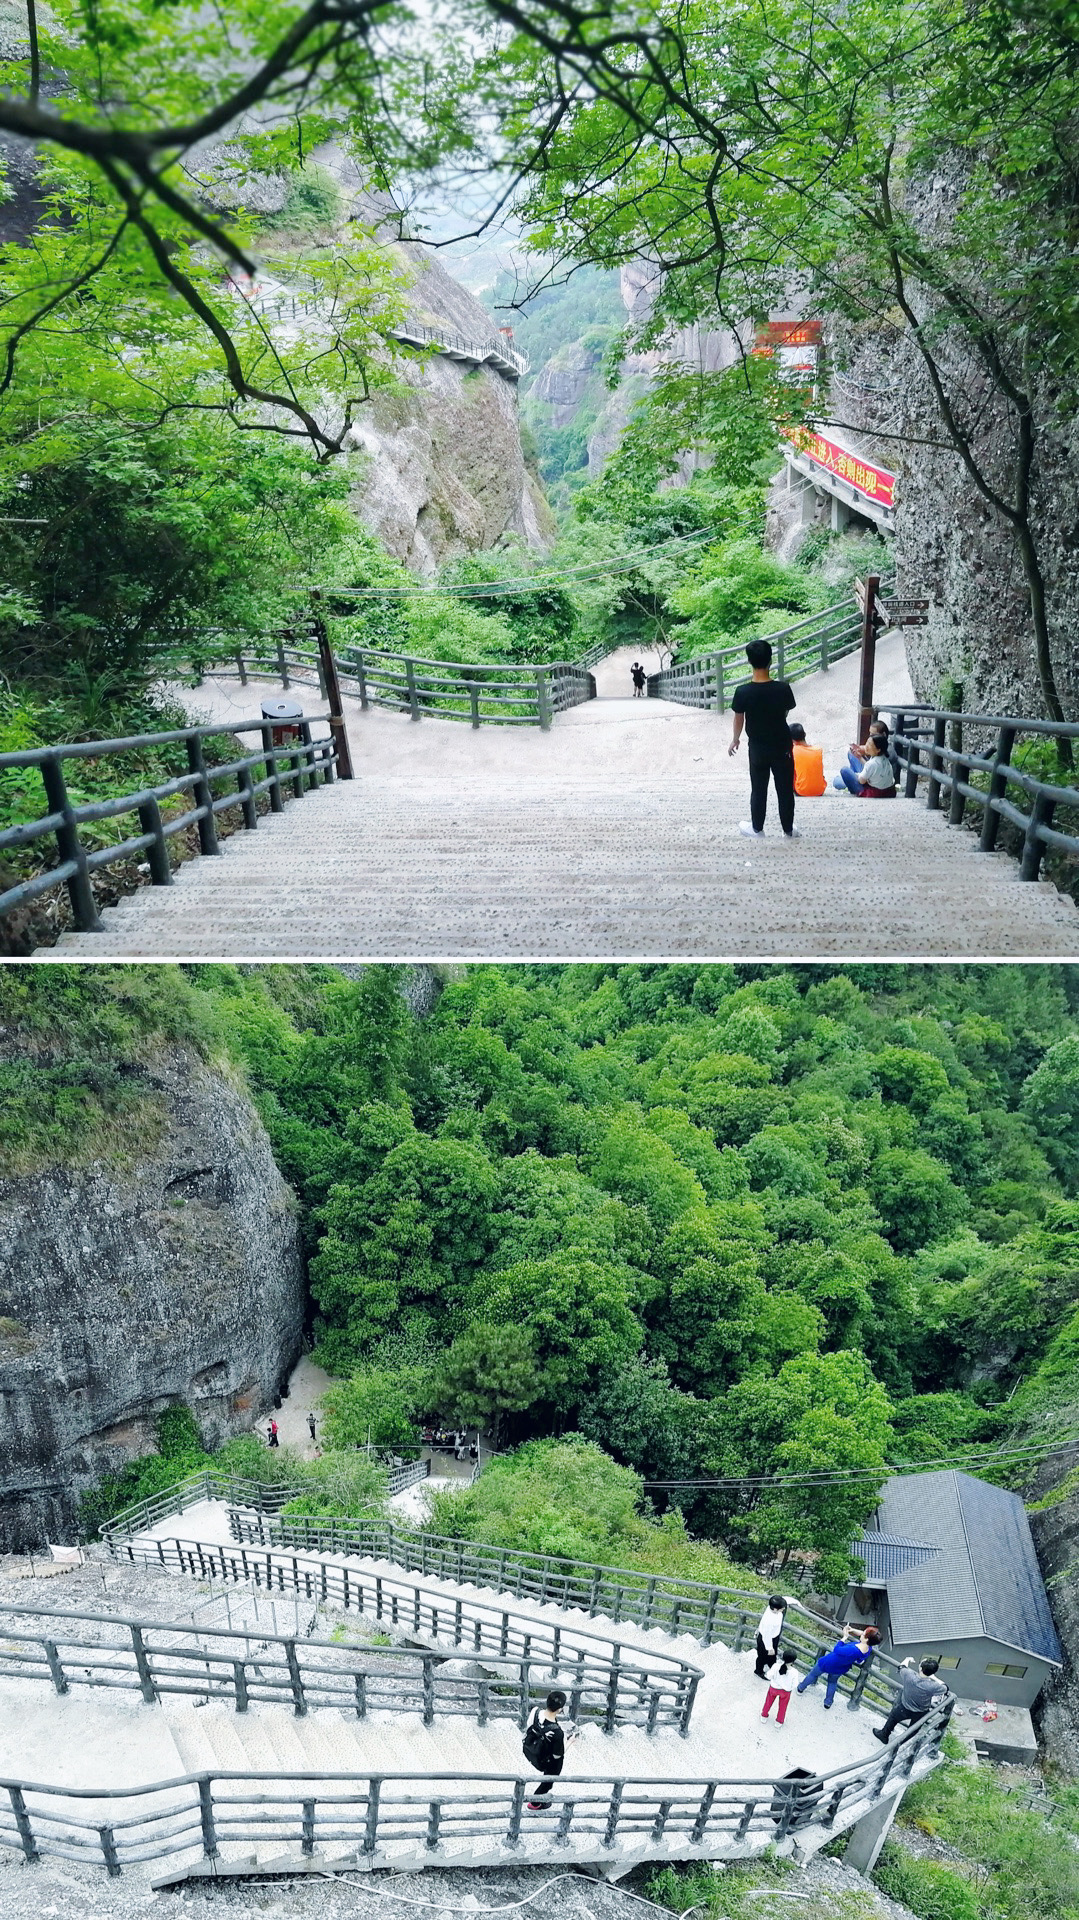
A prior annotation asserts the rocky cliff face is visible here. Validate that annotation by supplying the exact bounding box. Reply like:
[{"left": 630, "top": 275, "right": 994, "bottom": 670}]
[
  {"left": 237, "top": 144, "right": 555, "bottom": 571},
  {"left": 1028, "top": 1487, "right": 1079, "bottom": 1774},
  {"left": 0, "top": 1051, "right": 304, "bottom": 1552}
]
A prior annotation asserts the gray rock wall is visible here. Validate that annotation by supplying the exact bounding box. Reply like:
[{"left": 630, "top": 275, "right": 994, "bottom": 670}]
[
  {"left": 0, "top": 1051, "right": 304, "bottom": 1551},
  {"left": 1028, "top": 1489, "right": 1079, "bottom": 1774}
]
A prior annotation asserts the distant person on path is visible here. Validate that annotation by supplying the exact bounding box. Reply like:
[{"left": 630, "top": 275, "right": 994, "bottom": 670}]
[
  {"left": 795, "top": 1625, "right": 881, "bottom": 1707},
  {"left": 873, "top": 1657, "right": 949, "bottom": 1744},
  {"left": 834, "top": 721, "right": 899, "bottom": 793},
  {"left": 789, "top": 723, "right": 827, "bottom": 797},
  {"left": 524, "top": 1689, "right": 577, "bottom": 1809},
  {"left": 754, "top": 1594, "right": 790, "bottom": 1678},
  {"left": 267, "top": 1418, "right": 279, "bottom": 1449},
  {"left": 728, "top": 639, "right": 798, "bottom": 839},
  {"left": 631, "top": 661, "right": 647, "bottom": 697},
  {"left": 307, "top": 1413, "right": 317, "bottom": 1442},
  {"left": 761, "top": 1650, "right": 798, "bottom": 1725}
]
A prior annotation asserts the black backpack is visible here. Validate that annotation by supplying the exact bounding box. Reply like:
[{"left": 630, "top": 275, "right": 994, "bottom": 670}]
[{"left": 522, "top": 1710, "right": 558, "bottom": 1767}]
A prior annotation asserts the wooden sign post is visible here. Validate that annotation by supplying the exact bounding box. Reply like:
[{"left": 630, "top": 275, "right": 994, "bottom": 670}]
[
  {"left": 310, "top": 589, "right": 354, "bottom": 780},
  {"left": 855, "top": 573, "right": 881, "bottom": 743}
]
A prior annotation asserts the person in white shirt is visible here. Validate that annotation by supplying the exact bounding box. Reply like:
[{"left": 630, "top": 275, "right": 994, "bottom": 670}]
[
  {"left": 754, "top": 1594, "right": 790, "bottom": 1678},
  {"left": 854, "top": 733, "right": 897, "bottom": 798}
]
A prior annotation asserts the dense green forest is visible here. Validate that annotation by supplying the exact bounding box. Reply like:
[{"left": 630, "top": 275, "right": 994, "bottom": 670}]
[{"left": 4, "top": 962, "right": 1077, "bottom": 1590}]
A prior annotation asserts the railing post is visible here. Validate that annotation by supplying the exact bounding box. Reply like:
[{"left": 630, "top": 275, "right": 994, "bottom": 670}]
[
  {"left": 679, "top": 1669, "right": 700, "bottom": 1735},
  {"left": 1020, "top": 791, "right": 1055, "bottom": 881},
  {"left": 507, "top": 1779, "right": 526, "bottom": 1848},
  {"left": 300, "top": 719, "right": 318, "bottom": 790},
  {"left": 426, "top": 1800, "right": 442, "bottom": 1851},
  {"left": 99, "top": 1824, "right": 121, "bottom": 1876},
  {"left": 233, "top": 1661, "right": 249, "bottom": 1711},
  {"left": 185, "top": 733, "right": 221, "bottom": 854},
  {"left": 355, "top": 1672, "right": 367, "bottom": 1718},
  {"left": 302, "top": 1798, "right": 316, "bottom": 1856},
  {"left": 848, "top": 1654, "right": 872, "bottom": 1710},
  {"left": 980, "top": 725, "right": 1016, "bottom": 851},
  {"left": 405, "top": 657, "right": 421, "bottom": 722},
  {"left": 535, "top": 668, "right": 553, "bottom": 731},
  {"left": 276, "top": 633, "right": 290, "bottom": 688},
  {"left": 43, "top": 1639, "right": 68, "bottom": 1694},
  {"left": 236, "top": 761, "right": 259, "bottom": 829},
  {"left": 691, "top": 1783, "right": 716, "bottom": 1843},
  {"left": 948, "top": 715, "right": 966, "bottom": 825},
  {"left": 8, "top": 1786, "right": 39, "bottom": 1862},
  {"left": 926, "top": 715, "right": 947, "bottom": 810},
  {"left": 354, "top": 651, "right": 369, "bottom": 711},
  {"left": 363, "top": 1778, "right": 381, "bottom": 1854},
  {"left": 467, "top": 680, "right": 481, "bottom": 729},
  {"left": 777, "top": 636, "right": 786, "bottom": 681},
  {"left": 261, "top": 725, "right": 284, "bottom": 813},
  {"left": 605, "top": 1645, "right": 621, "bottom": 1733},
  {"left": 40, "top": 752, "right": 102, "bottom": 931},
  {"left": 423, "top": 1655, "right": 435, "bottom": 1727},
  {"left": 130, "top": 1624, "right": 158, "bottom": 1704},
  {"left": 285, "top": 1640, "right": 306, "bottom": 1715},
  {"left": 137, "top": 796, "right": 173, "bottom": 887},
  {"left": 235, "top": 653, "right": 248, "bottom": 686},
  {"left": 199, "top": 1777, "right": 219, "bottom": 1858}
]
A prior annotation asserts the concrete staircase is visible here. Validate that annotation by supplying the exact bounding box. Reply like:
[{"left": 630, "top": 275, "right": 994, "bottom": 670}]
[{"left": 53, "top": 640, "right": 1079, "bottom": 957}]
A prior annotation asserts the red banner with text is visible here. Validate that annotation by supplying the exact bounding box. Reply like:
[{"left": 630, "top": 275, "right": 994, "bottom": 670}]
[{"left": 784, "top": 425, "right": 895, "bottom": 509}]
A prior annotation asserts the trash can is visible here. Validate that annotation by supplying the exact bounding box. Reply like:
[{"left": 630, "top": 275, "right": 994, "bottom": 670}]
[
  {"left": 770, "top": 1767, "right": 822, "bottom": 1831},
  {"left": 261, "top": 696, "right": 304, "bottom": 747}
]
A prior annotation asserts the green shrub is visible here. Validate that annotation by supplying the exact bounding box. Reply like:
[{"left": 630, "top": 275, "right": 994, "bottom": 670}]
[{"left": 873, "top": 1845, "right": 981, "bottom": 1920}]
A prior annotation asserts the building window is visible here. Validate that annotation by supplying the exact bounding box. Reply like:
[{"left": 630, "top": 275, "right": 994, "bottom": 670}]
[
  {"left": 936, "top": 1657, "right": 961, "bottom": 1670},
  {"left": 985, "top": 1663, "right": 1028, "bottom": 1679}
]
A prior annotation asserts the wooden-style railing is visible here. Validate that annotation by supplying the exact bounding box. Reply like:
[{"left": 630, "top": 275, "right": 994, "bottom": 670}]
[
  {"left": 209, "top": 635, "right": 596, "bottom": 729},
  {"left": 108, "top": 1532, "right": 703, "bottom": 1735},
  {"left": 101, "top": 1473, "right": 903, "bottom": 1717},
  {"left": 884, "top": 706, "right": 1079, "bottom": 883},
  {"left": 646, "top": 599, "right": 865, "bottom": 712},
  {"left": 0, "top": 1703, "right": 953, "bottom": 1878},
  {"left": 0, "top": 717, "right": 336, "bottom": 936},
  {"left": 0, "top": 1597, "right": 674, "bottom": 1734}
]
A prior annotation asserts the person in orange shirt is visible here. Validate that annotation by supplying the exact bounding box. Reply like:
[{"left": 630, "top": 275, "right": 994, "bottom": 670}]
[{"left": 789, "top": 723, "right": 827, "bottom": 796}]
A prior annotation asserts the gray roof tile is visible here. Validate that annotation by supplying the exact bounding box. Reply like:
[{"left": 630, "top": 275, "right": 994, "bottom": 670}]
[{"left": 870, "top": 1471, "right": 1062, "bottom": 1665}]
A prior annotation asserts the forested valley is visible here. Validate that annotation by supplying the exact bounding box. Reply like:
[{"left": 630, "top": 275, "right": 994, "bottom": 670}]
[{"left": 5, "top": 962, "right": 1077, "bottom": 1595}]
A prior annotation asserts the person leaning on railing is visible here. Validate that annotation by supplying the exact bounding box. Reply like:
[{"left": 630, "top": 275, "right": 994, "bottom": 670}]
[
  {"left": 795, "top": 1624, "right": 882, "bottom": 1707},
  {"left": 872, "top": 1656, "right": 950, "bottom": 1744}
]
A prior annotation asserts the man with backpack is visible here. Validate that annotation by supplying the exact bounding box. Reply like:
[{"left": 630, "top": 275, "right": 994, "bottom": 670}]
[{"left": 523, "top": 1689, "right": 577, "bottom": 1809}]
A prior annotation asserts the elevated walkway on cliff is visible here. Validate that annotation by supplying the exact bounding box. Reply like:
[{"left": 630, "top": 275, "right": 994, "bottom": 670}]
[
  {"left": 0, "top": 1485, "right": 949, "bottom": 1884},
  {"left": 50, "top": 636, "right": 1079, "bottom": 958}
]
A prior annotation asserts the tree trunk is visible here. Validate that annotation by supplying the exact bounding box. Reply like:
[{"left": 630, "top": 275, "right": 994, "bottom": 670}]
[{"left": 1015, "top": 516, "right": 1072, "bottom": 767}]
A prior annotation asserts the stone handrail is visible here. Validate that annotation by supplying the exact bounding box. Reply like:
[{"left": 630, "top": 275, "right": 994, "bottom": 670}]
[
  {"left": 0, "top": 716, "right": 337, "bottom": 939},
  {"left": 0, "top": 1595, "right": 667, "bottom": 1734},
  {"left": 883, "top": 705, "right": 1079, "bottom": 884},
  {"left": 646, "top": 597, "right": 867, "bottom": 712},
  {"left": 0, "top": 1702, "right": 953, "bottom": 1879},
  {"left": 101, "top": 1472, "right": 903, "bottom": 1716},
  {"left": 110, "top": 1530, "right": 704, "bottom": 1735},
  {"left": 208, "top": 636, "right": 596, "bottom": 729}
]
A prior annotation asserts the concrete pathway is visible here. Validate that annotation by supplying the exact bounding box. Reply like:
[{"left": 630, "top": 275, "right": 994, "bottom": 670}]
[
  {"left": 53, "top": 639, "right": 1079, "bottom": 958},
  {"left": 130, "top": 1499, "right": 879, "bottom": 1790}
]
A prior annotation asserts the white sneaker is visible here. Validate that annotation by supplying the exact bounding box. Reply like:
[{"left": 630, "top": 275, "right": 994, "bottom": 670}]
[
  {"left": 784, "top": 828, "right": 802, "bottom": 839},
  {"left": 739, "top": 821, "right": 764, "bottom": 838}
]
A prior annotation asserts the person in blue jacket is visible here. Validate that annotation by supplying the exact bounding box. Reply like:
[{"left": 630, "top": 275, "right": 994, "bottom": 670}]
[{"left": 795, "top": 1624, "right": 881, "bottom": 1707}]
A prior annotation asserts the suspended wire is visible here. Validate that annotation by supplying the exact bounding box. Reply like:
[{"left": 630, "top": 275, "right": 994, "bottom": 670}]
[
  {"left": 286, "top": 521, "right": 739, "bottom": 600},
  {"left": 642, "top": 1430, "right": 1079, "bottom": 1494}
]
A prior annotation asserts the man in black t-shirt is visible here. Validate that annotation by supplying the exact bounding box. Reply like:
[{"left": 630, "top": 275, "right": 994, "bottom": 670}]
[{"left": 728, "top": 639, "right": 799, "bottom": 837}]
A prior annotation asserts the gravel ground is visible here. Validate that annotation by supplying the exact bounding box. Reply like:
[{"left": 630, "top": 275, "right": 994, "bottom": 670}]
[{"left": 0, "top": 1851, "right": 928, "bottom": 1920}]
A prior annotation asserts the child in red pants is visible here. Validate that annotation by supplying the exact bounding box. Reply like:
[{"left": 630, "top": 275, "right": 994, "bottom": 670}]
[{"left": 762, "top": 1651, "right": 796, "bottom": 1725}]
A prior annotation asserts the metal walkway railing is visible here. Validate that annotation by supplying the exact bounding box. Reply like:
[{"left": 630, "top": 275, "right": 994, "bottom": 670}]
[
  {"left": 0, "top": 1708, "right": 953, "bottom": 1880},
  {"left": 210, "top": 635, "right": 596, "bottom": 728},
  {"left": 0, "top": 716, "right": 336, "bottom": 937},
  {"left": 884, "top": 705, "right": 1079, "bottom": 883},
  {"left": 646, "top": 598, "right": 864, "bottom": 711}
]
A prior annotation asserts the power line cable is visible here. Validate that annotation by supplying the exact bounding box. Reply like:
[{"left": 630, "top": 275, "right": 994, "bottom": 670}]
[
  {"left": 286, "top": 521, "right": 739, "bottom": 600},
  {"left": 642, "top": 1430, "right": 1079, "bottom": 1494}
]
